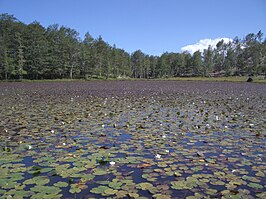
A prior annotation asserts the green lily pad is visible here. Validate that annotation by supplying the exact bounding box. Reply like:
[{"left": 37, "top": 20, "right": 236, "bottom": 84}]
[
  {"left": 242, "top": 175, "right": 260, "bottom": 183},
  {"left": 93, "top": 169, "right": 108, "bottom": 175},
  {"left": 54, "top": 181, "right": 68, "bottom": 188},
  {"left": 116, "top": 190, "right": 128, "bottom": 198},
  {"left": 128, "top": 192, "right": 139, "bottom": 198},
  {"left": 10, "top": 172, "right": 24, "bottom": 181},
  {"left": 108, "top": 181, "right": 123, "bottom": 189},
  {"left": 136, "top": 182, "right": 153, "bottom": 190},
  {"left": 23, "top": 176, "right": 50, "bottom": 186},
  {"left": 247, "top": 183, "right": 263, "bottom": 189},
  {"left": 171, "top": 181, "right": 188, "bottom": 190},
  {"left": 90, "top": 185, "right": 109, "bottom": 194},
  {"left": 69, "top": 184, "right": 81, "bottom": 194},
  {"left": 104, "top": 188, "right": 118, "bottom": 195}
]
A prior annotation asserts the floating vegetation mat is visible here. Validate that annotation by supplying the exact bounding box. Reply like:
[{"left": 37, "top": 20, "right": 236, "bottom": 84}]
[{"left": 0, "top": 81, "right": 265, "bottom": 198}]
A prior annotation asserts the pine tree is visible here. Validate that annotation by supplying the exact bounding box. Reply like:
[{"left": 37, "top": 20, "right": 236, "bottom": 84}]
[{"left": 15, "top": 32, "right": 26, "bottom": 80}]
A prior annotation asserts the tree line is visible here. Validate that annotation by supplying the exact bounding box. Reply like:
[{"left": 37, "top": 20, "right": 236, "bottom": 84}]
[{"left": 0, "top": 13, "right": 265, "bottom": 80}]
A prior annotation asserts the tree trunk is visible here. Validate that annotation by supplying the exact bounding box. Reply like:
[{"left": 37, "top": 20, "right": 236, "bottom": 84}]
[
  {"left": 19, "top": 73, "right": 23, "bottom": 81},
  {"left": 70, "top": 64, "right": 74, "bottom": 79}
]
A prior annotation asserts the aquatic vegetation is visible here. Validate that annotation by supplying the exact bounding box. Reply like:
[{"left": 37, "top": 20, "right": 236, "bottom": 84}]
[{"left": 0, "top": 81, "right": 265, "bottom": 198}]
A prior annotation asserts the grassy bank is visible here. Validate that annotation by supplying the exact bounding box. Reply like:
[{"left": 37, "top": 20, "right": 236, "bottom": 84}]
[
  {"left": 157, "top": 76, "right": 266, "bottom": 83},
  {"left": 1, "top": 76, "right": 266, "bottom": 83}
]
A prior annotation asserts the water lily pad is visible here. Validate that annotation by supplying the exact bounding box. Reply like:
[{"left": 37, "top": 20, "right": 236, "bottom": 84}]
[
  {"left": 116, "top": 190, "right": 128, "bottom": 198},
  {"left": 171, "top": 181, "right": 188, "bottom": 190},
  {"left": 108, "top": 181, "right": 123, "bottom": 189},
  {"left": 54, "top": 181, "right": 68, "bottom": 188},
  {"left": 104, "top": 188, "right": 118, "bottom": 195},
  {"left": 69, "top": 184, "right": 81, "bottom": 194},
  {"left": 10, "top": 172, "right": 24, "bottom": 181},
  {"left": 242, "top": 175, "right": 260, "bottom": 183},
  {"left": 23, "top": 176, "right": 50, "bottom": 186},
  {"left": 247, "top": 183, "right": 263, "bottom": 189},
  {"left": 90, "top": 185, "right": 109, "bottom": 194},
  {"left": 93, "top": 169, "right": 108, "bottom": 175},
  {"left": 128, "top": 192, "right": 139, "bottom": 198},
  {"left": 255, "top": 171, "right": 265, "bottom": 177},
  {"left": 136, "top": 182, "right": 153, "bottom": 190}
]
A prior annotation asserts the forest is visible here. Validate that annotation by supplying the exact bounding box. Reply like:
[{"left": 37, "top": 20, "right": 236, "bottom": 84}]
[{"left": 0, "top": 13, "right": 265, "bottom": 80}]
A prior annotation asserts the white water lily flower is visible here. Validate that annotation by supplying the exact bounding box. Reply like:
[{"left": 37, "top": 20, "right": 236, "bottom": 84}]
[
  {"left": 109, "top": 161, "right": 115, "bottom": 165},
  {"left": 51, "top": 130, "right": 55, "bottom": 133},
  {"left": 28, "top": 145, "right": 32, "bottom": 150},
  {"left": 62, "top": 142, "right": 66, "bottom": 146},
  {"left": 232, "top": 169, "right": 237, "bottom": 173},
  {"left": 162, "top": 135, "right": 166, "bottom": 138},
  {"left": 155, "top": 154, "right": 161, "bottom": 159},
  {"left": 165, "top": 150, "right": 169, "bottom": 153}
]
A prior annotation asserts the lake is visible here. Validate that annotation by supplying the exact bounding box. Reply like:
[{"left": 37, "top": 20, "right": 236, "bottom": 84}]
[{"left": 0, "top": 81, "right": 265, "bottom": 198}]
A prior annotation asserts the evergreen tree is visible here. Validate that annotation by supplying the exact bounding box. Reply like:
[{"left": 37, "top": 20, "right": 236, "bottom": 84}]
[
  {"left": 14, "top": 32, "right": 26, "bottom": 80},
  {"left": 131, "top": 50, "right": 145, "bottom": 78},
  {"left": 24, "top": 22, "right": 48, "bottom": 79},
  {"left": 203, "top": 46, "right": 214, "bottom": 76},
  {"left": 192, "top": 50, "right": 203, "bottom": 76},
  {"left": 81, "top": 32, "right": 95, "bottom": 78}
]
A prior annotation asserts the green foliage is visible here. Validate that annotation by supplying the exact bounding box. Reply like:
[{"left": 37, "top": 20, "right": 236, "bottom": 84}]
[{"left": 0, "top": 13, "right": 265, "bottom": 80}]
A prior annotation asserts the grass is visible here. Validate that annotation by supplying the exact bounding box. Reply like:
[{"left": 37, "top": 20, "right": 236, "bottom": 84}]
[
  {"left": 2, "top": 78, "right": 86, "bottom": 83},
  {"left": 1, "top": 76, "right": 266, "bottom": 83},
  {"left": 156, "top": 76, "right": 266, "bottom": 83}
]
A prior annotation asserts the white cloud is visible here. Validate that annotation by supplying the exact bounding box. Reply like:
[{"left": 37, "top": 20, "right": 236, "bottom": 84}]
[{"left": 181, "top": 38, "right": 233, "bottom": 54}]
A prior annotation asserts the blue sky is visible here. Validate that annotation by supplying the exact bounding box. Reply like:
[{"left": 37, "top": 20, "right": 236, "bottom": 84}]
[{"left": 0, "top": 0, "right": 265, "bottom": 55}]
